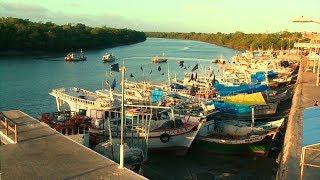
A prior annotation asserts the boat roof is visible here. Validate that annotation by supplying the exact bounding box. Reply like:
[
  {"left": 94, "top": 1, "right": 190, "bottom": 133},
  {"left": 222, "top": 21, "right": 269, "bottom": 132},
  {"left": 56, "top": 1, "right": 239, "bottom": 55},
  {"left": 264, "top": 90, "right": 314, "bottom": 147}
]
[
  {"left": 303, "top": 107, "right": 320, "bottom": 147},
  {"left": 53, "top": 87, "right": 104, "bottom": 101}
]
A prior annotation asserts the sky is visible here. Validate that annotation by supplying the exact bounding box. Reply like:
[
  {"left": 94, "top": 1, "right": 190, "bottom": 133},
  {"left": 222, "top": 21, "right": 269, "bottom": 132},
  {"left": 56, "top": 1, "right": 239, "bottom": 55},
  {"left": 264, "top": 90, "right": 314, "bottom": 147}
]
[{"left": 0, "top": 0, "right": 319, "bottom": 33}]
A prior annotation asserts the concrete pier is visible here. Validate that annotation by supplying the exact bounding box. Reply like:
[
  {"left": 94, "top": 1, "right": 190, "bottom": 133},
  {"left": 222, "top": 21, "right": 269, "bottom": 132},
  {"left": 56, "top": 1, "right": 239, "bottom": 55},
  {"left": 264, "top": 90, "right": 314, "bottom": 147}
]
[
  {"left": 0, "top": 110, "right": 145, "bottom": 179},
  {"left": 277, "top": 56, "right": 320, "bottom": 180}
]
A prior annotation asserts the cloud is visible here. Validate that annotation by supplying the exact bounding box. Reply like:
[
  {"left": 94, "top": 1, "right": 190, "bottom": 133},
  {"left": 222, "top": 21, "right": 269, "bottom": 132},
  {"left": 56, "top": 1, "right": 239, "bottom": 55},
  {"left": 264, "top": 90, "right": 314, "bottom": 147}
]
[
  {"left": 0, "top": 2, "right": 152, "bottom": 30},
  {"left": 0, "top": 2, "right": 194, "bottom": 32},
  {"left": 0, "top": 2, "right": 49, "bottom": 12}
]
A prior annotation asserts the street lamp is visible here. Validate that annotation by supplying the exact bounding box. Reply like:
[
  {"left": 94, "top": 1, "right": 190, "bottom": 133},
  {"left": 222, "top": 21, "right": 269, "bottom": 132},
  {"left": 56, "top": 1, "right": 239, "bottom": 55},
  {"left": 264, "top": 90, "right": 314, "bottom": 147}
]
[{"left": 292, "top": 16, "right": 320, "bottom": 86}]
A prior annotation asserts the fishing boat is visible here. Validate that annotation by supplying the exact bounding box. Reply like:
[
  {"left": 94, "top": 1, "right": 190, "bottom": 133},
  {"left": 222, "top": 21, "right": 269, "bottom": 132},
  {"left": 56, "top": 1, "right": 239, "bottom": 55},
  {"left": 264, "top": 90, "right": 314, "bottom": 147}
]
[
  {"left": 266, "top": 86, "right": 294, "bottom": 103},
  {"left": 152, "top": 53, "right": 168, "bottom": 63},
  {"left": 49, "top": 87, "right": 203, "bottom": 154},
  {"left": 102, "top": 53, "right": 116, "bottom": 63},
  {"left": 168, "top": 83, "right": 216, "bottom": 100},
  {"left": 211, "top": 100, "right": 278, "bottom": 119},
  {"left": 107, "top": 106, "right": 204, "bottom": 155},
  {"left": 193, "top": 118, "right": 284, "bottom": 156},
  {"left": 65, "top": 49, "right": 87, "bottom": 61},
  {"left": 49, "top": 87, "right": 121, "bottom": 122}
]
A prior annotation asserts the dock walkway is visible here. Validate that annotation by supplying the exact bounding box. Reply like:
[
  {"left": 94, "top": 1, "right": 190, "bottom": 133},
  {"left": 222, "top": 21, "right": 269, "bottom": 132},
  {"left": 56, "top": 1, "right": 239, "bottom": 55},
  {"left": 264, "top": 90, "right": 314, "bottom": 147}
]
[
  {"left": 277, "top": 56, "right": 320, "bottom": 180},
  {"left": 0, "top": 110, "right": 145, "bottom": 179}
]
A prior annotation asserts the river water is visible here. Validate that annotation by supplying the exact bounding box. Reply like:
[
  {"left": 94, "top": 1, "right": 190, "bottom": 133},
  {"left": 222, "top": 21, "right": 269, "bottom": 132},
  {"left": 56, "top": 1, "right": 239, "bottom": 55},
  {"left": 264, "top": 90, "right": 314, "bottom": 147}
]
[{"left": 0, "top": 38, "right": 275, "bottom": 179}]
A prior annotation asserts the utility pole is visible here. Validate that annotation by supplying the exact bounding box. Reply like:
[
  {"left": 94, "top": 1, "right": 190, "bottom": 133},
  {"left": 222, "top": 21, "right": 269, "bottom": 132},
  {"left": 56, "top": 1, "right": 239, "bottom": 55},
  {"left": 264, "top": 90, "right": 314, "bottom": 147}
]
[{"left": 119, "top": 65, "right": 125, "bottom": 169}]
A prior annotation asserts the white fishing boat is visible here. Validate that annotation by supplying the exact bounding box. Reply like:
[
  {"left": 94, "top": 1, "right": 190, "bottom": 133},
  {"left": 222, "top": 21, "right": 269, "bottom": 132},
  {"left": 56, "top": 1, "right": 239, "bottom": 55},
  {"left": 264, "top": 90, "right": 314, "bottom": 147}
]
[
  {"left": 199, "top": 118, "right": 284, "bottom": 144},
  {"left": 152, "top": 53, "right": 168, "bottom": 63},
  {"left": 49, "top": 87, "right": 121, "bottom": 121},
  {"left": 102, "top": 53, "right": 116, "bottom": 62},
  {"left": 122, "top": 107, "right": 204, "bottom": 154}
]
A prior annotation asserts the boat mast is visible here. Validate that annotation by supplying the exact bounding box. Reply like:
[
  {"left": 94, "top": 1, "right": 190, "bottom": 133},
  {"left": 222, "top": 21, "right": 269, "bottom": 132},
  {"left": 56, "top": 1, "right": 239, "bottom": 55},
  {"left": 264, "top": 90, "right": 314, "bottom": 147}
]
[
  {"left": 167, "top": 63, "right": 171, "bottom": 85},
  {"left": 119, "top": 64, "right": 125, "bottom": 169}
]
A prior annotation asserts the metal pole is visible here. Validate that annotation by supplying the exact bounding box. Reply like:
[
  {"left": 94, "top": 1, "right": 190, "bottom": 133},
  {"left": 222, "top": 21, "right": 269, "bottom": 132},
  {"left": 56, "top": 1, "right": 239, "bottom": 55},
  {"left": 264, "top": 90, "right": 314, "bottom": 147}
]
[
  {"left": 167, "top": 63, "right": 171, "bottom": 85},
  {"left": 119, "top": 66, "right": 125, "bottom": 169},
  {"left": 251, "top": 107, "right": 255, "bottom": 129}
]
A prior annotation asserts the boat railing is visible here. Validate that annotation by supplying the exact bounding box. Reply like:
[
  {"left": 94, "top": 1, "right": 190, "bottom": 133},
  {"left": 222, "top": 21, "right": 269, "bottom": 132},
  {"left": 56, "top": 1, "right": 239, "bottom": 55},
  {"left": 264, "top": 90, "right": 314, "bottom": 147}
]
[
  {"left": 72, "top": 87, "right": 101, "bottom": 98},
  {"left": 170, "top": 88, "right": 190, "bottom": 94},
  {"left": 50, "top": 89, "right": 112, "bottom": 108}
]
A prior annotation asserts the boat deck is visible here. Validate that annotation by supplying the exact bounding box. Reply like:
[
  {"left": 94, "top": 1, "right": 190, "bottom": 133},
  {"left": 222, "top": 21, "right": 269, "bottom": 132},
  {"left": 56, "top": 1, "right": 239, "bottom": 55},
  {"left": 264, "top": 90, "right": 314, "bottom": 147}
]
[
  {"left": 61, "top": 87, "right": 101, "bottom": 101},
  {"left": 0, "top": 110, "right": 145, "bottom": 179}
]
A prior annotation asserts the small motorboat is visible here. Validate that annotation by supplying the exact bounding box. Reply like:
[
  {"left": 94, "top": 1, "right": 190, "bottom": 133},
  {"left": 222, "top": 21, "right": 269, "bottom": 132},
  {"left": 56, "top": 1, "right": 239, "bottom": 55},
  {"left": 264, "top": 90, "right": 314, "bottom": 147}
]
[
  {"left": 102, "top": 53, "right": 116, "bottom": 63},
  {"left": 65, "top": 49, "right": 87, "bottom": 61},
  {"left": 152, "top": 53, "right": 167, "bottom": 63}
]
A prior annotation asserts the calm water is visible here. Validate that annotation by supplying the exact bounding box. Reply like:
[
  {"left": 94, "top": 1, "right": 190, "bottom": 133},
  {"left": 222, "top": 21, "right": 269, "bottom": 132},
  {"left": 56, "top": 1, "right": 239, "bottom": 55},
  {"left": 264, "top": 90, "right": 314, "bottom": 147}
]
[
  {"left": 0, "top": 38, "right": 234, "bottom": 116},
  {"left": 0, "top": 38, "right": 275, "bottom": 179}
]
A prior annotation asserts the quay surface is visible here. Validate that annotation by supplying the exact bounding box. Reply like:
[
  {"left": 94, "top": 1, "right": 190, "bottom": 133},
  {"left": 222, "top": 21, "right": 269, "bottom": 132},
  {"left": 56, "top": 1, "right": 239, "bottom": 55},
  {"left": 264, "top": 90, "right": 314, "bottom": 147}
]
[
  {"left": 277, "top": 56, "right": 320, "bottom": 180},
  {"left": 0, "top": 110, "right": 145, "bottom": 179}
]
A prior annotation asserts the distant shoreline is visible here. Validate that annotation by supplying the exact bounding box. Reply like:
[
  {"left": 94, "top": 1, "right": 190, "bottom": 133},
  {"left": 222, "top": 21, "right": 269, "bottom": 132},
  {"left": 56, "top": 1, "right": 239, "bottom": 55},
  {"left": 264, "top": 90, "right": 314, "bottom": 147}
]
[
  {"left": 146, "top": 32, "right": 305, "bottom": 51},
  {"left": 0, "top": 41, "right": 145, "bottom": 57}
]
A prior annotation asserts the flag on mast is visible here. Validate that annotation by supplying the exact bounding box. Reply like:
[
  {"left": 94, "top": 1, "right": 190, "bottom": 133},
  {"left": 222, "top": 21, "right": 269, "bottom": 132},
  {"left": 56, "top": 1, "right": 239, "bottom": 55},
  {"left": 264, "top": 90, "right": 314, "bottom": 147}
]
[
  {"left": 191, "top": 64, "right": 198, "bottom": 72},
  {"left": 111, "top": 63, "right": 120, "bottom": 72}
]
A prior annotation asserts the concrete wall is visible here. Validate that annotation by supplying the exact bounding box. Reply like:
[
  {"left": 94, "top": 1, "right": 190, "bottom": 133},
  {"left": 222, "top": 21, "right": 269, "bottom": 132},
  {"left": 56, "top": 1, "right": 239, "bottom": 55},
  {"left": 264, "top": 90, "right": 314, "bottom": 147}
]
[{"left": 277, "top": 56, "right": 305, "bottom": 180}]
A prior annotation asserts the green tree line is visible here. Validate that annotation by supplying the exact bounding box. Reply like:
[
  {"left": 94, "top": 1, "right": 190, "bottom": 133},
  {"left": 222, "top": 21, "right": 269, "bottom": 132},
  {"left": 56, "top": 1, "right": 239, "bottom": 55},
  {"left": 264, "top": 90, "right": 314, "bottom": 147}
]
[
  {"left": 0, "top": 17, "right": 146, "bottom": 52},
  {"left": 147, "top": 31, "right": 308, "bottom": 50}
]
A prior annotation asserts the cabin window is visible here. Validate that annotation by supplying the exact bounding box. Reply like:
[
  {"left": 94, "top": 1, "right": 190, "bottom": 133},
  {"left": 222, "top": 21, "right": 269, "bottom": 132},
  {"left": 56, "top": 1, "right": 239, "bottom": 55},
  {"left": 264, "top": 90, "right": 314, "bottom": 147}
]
[
  {"left": 79, "top": 109, "right": 86, "bottom": 116},
  {"left": 111, "top": 112, "right": 116, "bottom": 118}
]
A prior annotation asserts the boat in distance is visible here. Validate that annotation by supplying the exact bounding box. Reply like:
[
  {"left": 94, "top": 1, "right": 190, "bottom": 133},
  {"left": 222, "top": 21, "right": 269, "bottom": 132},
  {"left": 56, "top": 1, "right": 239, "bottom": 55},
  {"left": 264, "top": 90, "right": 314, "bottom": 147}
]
[
  {"left": 102, "top": 53, "right": 116, "bottom": 63},
  {"left": 65, "top": 49, "right": 87, "bottom": 61},
  {"left": 152, "top": 53, "right": 168, "bottom": 63}
]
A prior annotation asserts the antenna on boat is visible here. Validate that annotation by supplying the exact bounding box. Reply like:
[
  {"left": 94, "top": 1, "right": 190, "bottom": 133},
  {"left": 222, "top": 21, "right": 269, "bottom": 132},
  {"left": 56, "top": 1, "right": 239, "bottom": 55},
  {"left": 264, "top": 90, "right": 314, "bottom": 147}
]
[{"left": 119, "top": 62, "right": 126, "bottom": 169}]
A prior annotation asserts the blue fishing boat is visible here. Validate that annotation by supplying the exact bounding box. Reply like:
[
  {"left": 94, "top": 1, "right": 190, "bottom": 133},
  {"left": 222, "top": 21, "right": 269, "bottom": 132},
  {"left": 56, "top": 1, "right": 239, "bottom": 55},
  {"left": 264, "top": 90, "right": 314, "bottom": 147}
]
[{"left": 213, "top": 81, "right": 269, "bottom": 96}]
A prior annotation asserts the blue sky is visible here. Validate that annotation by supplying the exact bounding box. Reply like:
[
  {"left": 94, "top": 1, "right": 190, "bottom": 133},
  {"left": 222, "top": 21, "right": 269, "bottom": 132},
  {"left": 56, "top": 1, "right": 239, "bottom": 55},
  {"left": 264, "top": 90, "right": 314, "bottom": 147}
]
[{"left": 0, "top": 0, "right": 319, "bottom": 33}]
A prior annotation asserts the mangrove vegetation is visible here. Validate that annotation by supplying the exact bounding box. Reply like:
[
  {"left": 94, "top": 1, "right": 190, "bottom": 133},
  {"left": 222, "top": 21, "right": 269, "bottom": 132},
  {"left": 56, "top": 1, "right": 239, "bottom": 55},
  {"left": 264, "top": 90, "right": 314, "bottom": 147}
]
[
  {"left": 147, "top": 31, "right": 308, "bottom": 50},
  {"left": 0, "top": 17, "right": 146, "bottom": 52}
]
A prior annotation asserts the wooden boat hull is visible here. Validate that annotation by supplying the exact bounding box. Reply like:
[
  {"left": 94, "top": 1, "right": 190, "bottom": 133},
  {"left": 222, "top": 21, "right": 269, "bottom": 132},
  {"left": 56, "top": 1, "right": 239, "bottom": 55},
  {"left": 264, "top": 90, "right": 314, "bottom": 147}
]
[
  {"left": 192, "top": 137, "right": 272, "bottom": 156},
  {"left": 140, "top": 122, "right": 202, "bottom": 155}
]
